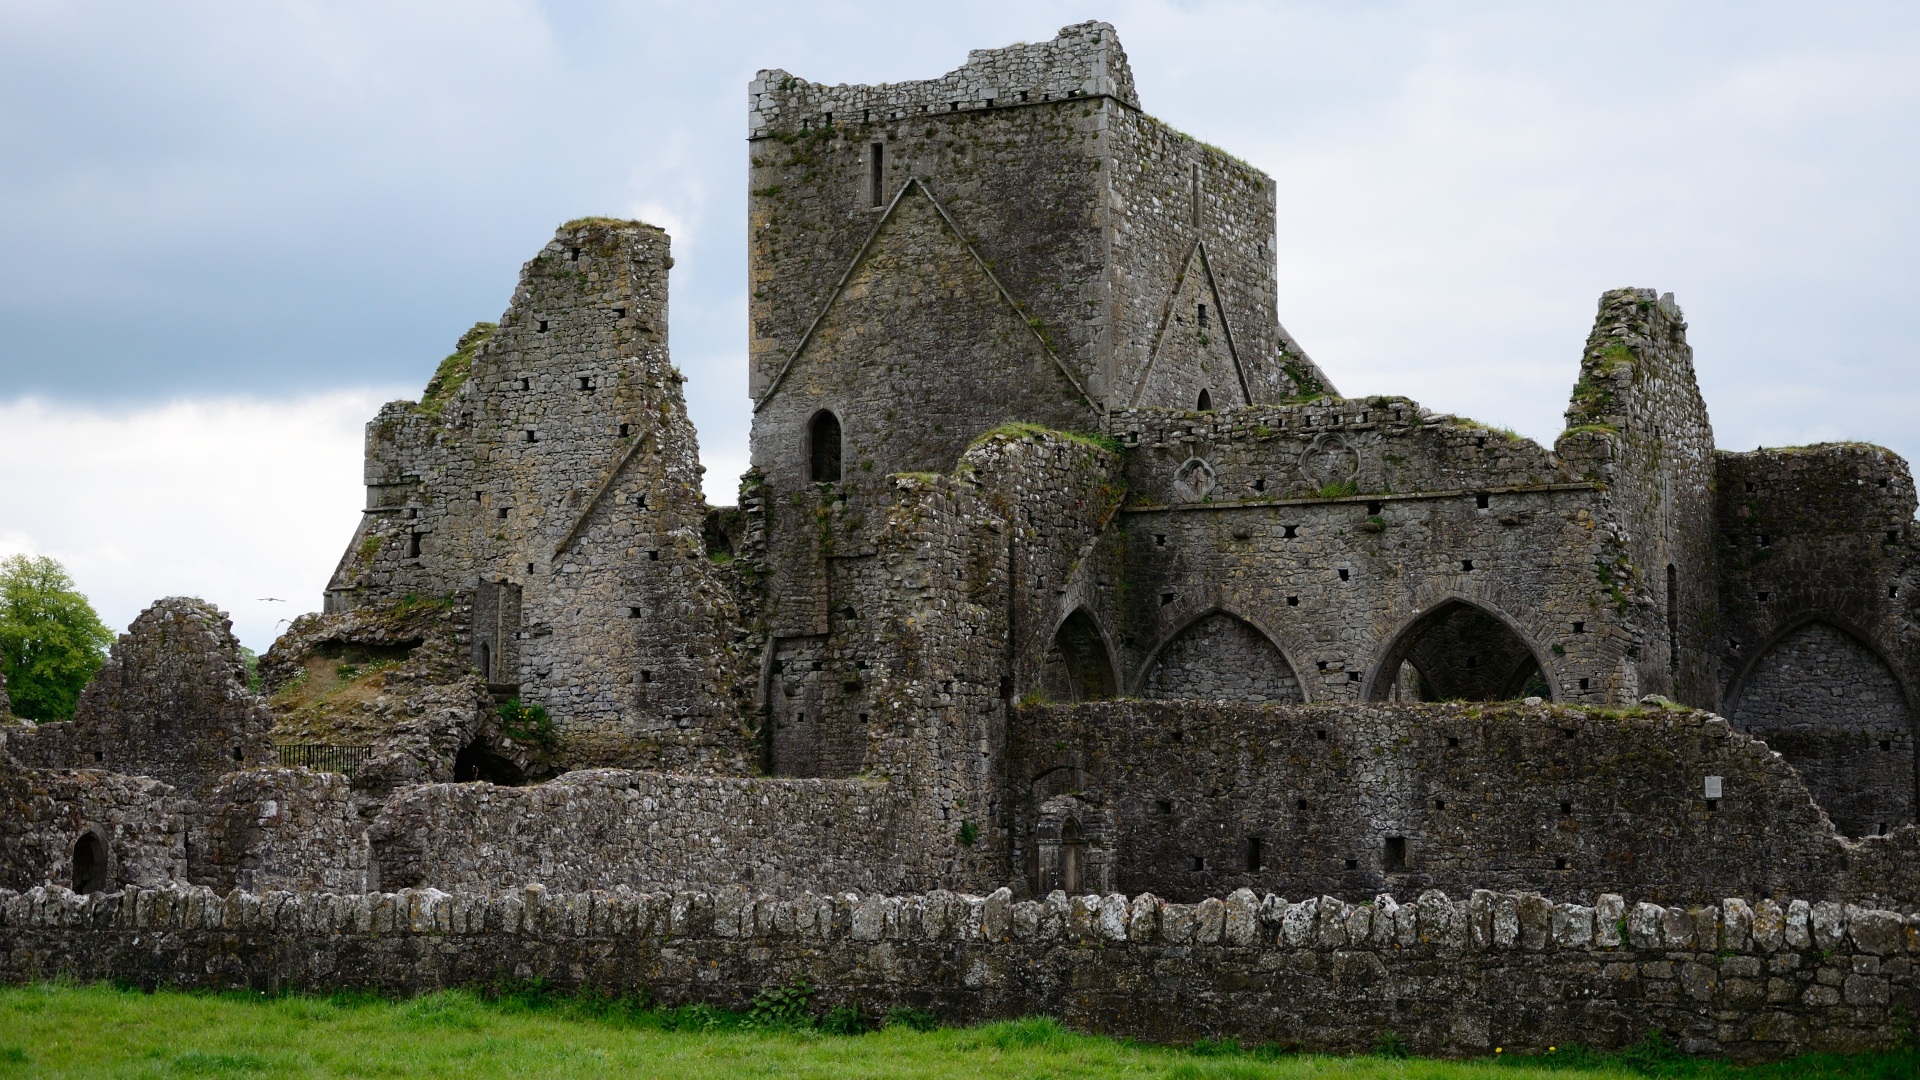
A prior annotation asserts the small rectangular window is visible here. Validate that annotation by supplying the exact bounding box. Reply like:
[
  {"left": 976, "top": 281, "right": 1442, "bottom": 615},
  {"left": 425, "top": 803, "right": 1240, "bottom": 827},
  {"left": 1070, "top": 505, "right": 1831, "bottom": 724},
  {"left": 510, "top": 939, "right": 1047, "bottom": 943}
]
[
  {"left": 870, "top": 143, "right": 884, "bottom": 207},
  {"left": 1246, "top": 836, "right": 1263, "bottom": 872},
  {"left": 1384, "top": 836, "right": 1407, "bottom": 870}
]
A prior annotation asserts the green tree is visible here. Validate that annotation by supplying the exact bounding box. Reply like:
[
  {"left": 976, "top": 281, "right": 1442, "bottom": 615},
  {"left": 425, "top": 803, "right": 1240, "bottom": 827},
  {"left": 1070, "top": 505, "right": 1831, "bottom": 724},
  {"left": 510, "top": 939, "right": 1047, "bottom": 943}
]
[{"left": 0, "top": 555, "right": 114, "bottom": 723}]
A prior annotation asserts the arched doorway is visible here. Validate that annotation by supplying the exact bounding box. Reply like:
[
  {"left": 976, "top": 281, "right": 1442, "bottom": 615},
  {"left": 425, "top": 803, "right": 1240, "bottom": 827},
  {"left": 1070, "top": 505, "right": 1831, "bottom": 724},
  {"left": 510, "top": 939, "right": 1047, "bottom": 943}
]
[
  {"left": 1059, "top": 817, "right": 1086, "bottom": 895},
  {"left": 1729, "top": 619, "right": 1916, "bottom": 837},
  {"left": 1038, "top": 610, "right": 1116, "bottom": 702},
  {"left": 453, "top": 739, "right": 525, "bottom": 786},
  {"left": 71, "top": 831, "right": 108, "bottom": 895},
  {"left": 1140, "top": 611, "right": 1303, "bottom": 702},
  {"left": 1368, "top": 599, "right": 1552, "bottom": 702}
]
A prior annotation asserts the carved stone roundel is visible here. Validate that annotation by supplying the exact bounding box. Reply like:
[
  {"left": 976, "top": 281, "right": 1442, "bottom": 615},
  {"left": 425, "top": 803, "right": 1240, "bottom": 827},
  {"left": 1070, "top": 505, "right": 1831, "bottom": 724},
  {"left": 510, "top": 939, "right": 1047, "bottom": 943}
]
[
  {"left": 1299, "top": 433, "right": 1359, "bottom": 487},
  {"left": 1171, "top": 457, "right": 1218, "bottom": 503}
]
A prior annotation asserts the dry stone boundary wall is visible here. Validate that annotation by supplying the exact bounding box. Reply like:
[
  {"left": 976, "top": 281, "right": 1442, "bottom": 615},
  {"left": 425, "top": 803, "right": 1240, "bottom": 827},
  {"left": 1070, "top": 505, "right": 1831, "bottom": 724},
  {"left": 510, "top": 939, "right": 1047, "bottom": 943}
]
[{"left": 3, "top": 882, "right": 1915, "bottom": 1060}]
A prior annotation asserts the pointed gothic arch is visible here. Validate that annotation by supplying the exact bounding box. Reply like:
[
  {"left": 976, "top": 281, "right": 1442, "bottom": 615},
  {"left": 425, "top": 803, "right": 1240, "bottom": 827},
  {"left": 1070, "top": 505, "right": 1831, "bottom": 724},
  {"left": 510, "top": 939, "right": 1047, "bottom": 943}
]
[
  {"left": 1363, "top": 597, "right": 1557, "bottom": 703},
  {"left": 1724, "top": 615, "right": 1917, "bottom": 837},
  {"left": 1039, "top": 608, "right": 1117, "bottom": 703},
  {"left": 1135, "top": 608, "right": 1304, "bottom": 702}
]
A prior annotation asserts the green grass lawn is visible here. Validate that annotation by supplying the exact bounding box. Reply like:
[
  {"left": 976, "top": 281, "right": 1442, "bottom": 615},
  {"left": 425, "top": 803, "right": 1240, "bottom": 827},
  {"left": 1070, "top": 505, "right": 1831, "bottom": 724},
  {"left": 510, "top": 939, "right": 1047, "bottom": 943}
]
[{"left": 0, "top": 982, "right": 1913, "bottom": 1079}]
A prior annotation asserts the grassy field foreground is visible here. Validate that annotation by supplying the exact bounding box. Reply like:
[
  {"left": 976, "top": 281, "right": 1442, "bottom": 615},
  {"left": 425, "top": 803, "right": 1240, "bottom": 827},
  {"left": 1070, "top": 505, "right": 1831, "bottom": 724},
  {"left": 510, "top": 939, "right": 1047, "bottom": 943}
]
[{"left": 0, "top": 982, "right": 1915, "bottom": 1079}]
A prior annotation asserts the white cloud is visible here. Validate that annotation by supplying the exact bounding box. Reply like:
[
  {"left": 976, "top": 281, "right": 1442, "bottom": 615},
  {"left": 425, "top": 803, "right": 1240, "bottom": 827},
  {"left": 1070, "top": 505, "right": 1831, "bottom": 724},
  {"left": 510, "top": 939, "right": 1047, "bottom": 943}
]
[{"left": 0, "top": 392, "right": 397, "bottom": 652}]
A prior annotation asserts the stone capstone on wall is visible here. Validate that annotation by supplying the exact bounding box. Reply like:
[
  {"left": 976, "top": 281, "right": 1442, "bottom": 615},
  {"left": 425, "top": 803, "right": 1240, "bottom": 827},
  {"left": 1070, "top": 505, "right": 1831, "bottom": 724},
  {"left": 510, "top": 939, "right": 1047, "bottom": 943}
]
[{"left": 4, "top": 882, "right": 1914, "bottom": 1061}]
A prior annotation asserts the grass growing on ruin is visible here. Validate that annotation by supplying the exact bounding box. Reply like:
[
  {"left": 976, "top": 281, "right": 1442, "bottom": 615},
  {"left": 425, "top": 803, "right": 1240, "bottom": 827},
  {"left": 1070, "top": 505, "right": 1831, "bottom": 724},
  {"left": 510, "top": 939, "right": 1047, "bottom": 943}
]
[{"left": 1, "top": 982, "right": 1915, "bottom": 1079}]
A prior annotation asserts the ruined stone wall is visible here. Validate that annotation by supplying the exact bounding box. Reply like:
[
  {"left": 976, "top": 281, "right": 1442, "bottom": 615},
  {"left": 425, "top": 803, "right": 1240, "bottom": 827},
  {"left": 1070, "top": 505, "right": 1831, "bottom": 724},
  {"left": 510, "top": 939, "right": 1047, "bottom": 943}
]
[
  {"left": 1008, "top": 701, "right": 1920, "bottom": 910},
  {"left": 1105, "top": 107, "right": 1309, "bottom": 407},
  {"left": 1558, "top": 289, "right": 1719, "bottom": 707},
  {"left": 362, "top": 770, "right": 919, "bottom": 895},
  {"left": 6, "top": 882, "right": 1916, "bottom": 1061},
  {"left": 321, "top": 220, "right": 750, "bottom": 773},
  {"left": 190, "top": 769, "right": 367, "bottom": 896},
  {"left": 749, "top": 21, "right": 1136, "bottom": 141},
  {"left": 1087, "top": 400, "right": 1629, "bottom": 704},
  {"left": 9, "top": 599, "right": 273, "bottom": 802},
  {"left": 1714, "top": 444, "right": 1919, "bottom": 837},
  {"left": 749, "top": 428, "right": 1123, "bottom": 885},
  {"left": 0, "top": 760, "right": 184, "bottom": 893}
]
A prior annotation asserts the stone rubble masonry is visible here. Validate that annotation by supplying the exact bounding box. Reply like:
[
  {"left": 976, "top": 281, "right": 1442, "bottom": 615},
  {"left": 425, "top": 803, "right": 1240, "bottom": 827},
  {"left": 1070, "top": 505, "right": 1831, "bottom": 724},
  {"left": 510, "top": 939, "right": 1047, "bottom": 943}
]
[
  {"left": 364, "top": 769, "right": 911, "bottom": 895},
  {"left": 259, "top": 600, "right": 501, "bottom": 797},
  {"left": 319, "top": 219, "right": 752, "bottom": 773},
  {"left": 0, "top": 757, "right": 185, "bottom": 893},
  {"left": 1010, "top": 701, "right": 1920, "bottom": 908},
  {"left": 1715, "top": 443, "right": 1920, "bottom": 838},
  {"left": 192, "top": 769, "right": 368, "bottom": 896},
  {"left": 4, "top": 882, "right": 1915, "bottom": 1061},
  {"left": 5, "top": 598, "right": 273, "bottom": 802}
]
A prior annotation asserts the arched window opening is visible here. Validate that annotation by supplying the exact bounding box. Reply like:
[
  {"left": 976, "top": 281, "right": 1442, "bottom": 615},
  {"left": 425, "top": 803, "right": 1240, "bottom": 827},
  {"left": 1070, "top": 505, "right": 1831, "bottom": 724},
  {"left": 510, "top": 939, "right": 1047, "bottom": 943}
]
[
  {"left": 1370, "top": 600, "right": 1548, "bottom": 703},
  {"left": 1729, "top": 620, "right": 1916, "bottom": 837},
  {"left": 71, "top": 832, "right": 107, "bottom": 895},
  {"left": 1196, "top": 388, "right": 1213, "bottom": 412},
  {"left": 1038, "top": 610, "right": 1116, "bottom": 702},
  {"left": 1060, "top": 817, "right": 1086, "bottom": 895},
  {"left": 1142, "top": 611, "right": 1302, "bottom": 702},
  {"left": 453, "top": 740, "right": 526, "bottom": 786},
  {"left": 808, "top": 410, "right": 842, "bottom": 483}
]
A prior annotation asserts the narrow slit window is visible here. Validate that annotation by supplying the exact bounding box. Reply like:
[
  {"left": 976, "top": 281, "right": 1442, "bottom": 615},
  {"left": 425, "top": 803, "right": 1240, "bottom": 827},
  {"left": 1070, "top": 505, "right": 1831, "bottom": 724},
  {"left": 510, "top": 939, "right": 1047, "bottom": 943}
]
[
  {"left": 1246, "top": 836, "right": 1263, "bottom": 872},
  {"left": 1666, "top": 563, "right": 1679, "bottom": 674},
  {"left": 809, "top": 410, "right": 842, "bottom": 482},
  {"left": 869, "top": 143, "right": 884, "bottom": 207},
  {"left": 1189, "top": 162, "right": 1200, "bottom": 226}
]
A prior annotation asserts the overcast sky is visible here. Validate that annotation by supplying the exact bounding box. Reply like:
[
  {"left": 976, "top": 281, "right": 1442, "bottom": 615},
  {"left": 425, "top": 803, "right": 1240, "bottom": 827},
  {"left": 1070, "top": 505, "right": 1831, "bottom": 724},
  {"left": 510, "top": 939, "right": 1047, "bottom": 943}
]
[{"left": 3, "top": 0, "right": 1917, "bottom": 651}]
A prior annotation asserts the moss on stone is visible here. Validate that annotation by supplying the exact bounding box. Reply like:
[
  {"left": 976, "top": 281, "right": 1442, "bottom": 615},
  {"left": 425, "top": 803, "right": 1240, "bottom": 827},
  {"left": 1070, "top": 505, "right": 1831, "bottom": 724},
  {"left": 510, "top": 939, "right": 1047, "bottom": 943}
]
[{"left": 419, "top": 322, "right": 497, "bottom": 419}]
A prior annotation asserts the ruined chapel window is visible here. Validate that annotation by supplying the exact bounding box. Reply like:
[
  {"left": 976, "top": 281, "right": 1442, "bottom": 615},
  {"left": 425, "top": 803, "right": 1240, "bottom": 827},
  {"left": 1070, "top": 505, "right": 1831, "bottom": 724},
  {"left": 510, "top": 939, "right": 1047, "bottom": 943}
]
[
  {"left": 869, "top": 143, "right": 884, "bottom": 207},
  {"left": 809, "top": 410, "right": 842, "bottom": 483},
  {"left": 1196, "top": 388, "right": 1213, "bottom": 412}
]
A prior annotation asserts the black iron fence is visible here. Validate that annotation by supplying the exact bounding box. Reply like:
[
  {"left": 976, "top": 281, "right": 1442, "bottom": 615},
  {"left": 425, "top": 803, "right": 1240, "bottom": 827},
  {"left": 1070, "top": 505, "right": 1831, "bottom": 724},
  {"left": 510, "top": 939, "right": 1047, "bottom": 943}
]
[{"left": 276, "top": 744, "right": 372, "bottom": 777}]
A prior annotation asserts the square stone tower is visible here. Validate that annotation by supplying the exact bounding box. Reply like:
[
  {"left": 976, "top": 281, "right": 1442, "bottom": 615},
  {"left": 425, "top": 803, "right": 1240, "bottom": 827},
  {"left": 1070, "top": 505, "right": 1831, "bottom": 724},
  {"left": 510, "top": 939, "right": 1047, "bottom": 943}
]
[{"left": 744, "top": 23, "right": 1330, "bottom": 706}]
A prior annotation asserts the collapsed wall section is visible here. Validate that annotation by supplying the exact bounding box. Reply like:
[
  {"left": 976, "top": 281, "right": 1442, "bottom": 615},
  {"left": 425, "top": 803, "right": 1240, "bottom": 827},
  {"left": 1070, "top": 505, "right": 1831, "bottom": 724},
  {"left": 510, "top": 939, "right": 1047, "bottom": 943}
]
[
  {"left": 1715, "top": 444, "right": 1920, "bottom": 837},
  {"left": 319, "top": 219, "right": 750, "bottom": 773},
  {"left": 1557, "top": 289, "right": 1718, "bottom": 706},
  {"left": 6, "top": 598, "right": 272, "bottom": 802},
  {"left": 6, "top": 882, "right": 1916, "bottom": 1061},
  {"left": 1010, "top": 700, "right": 1920, "bottom": 909}
]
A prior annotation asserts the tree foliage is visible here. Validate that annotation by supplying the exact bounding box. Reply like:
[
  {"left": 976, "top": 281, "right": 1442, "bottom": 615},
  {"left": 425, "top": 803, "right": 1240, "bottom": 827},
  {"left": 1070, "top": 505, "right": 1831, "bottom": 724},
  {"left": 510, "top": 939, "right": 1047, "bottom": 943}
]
[{"left": 0, "top": 555, "right": 113, "bottom": 723}]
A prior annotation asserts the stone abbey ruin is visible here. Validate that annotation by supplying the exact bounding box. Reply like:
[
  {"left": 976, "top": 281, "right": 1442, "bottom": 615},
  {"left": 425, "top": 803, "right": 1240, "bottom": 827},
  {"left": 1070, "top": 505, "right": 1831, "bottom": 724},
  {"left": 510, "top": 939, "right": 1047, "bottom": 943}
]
[{"left": 5, "top": 22, "right": 1920, "bottom": 1058}]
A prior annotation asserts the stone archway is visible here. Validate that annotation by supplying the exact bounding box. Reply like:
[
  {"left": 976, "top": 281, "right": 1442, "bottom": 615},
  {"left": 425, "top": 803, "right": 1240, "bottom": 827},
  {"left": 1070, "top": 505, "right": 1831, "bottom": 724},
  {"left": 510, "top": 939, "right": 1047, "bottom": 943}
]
[
  {"left": 1366, "top": 598, "right": 1554, "bottom": 703},
  {"left": 1038, "top": 609, "right": 1116, "bottom": 703},
  {"left": 1727, "top": 618, "right": 1917, "bottom": 837},
  {"left": 1138, "top": 610, "right": 1303, "bottom": 702}
]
